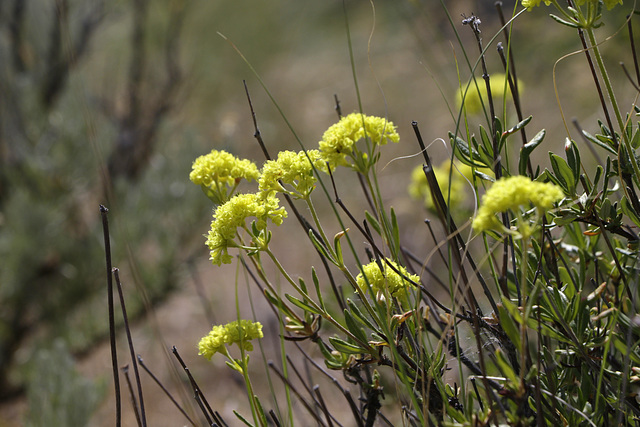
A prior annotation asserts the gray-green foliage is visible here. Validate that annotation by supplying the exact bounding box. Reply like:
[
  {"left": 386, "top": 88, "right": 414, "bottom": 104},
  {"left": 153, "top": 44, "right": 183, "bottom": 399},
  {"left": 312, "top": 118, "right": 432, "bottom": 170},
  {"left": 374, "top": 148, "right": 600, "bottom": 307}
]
[{"left": 24, "top": 340, "right": 105, "bottom": 427}]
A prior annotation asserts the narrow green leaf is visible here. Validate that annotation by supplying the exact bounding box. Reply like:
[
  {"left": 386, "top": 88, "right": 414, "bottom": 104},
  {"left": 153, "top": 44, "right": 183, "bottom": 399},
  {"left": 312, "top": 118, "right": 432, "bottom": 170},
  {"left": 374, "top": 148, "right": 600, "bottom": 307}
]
[
  {"left": 233, "top": 410, "right": 256, "bottom": 427},
  {"left": 549, "top": 13, "right": 579, "bottom": 27},
  {"left": 308, "top": 229, "right": 338, "bottom": 266},
  {"left": 581, "top": 129, "right": 617, "bottom": 155},
  {"left": 498, "top": 298, "right": 522, "bottom": 350},
  {"left": 390, "top": 207, "right": 400, "bottom": 256},
  {"left": 311, "top": 267, "right": 325, "bottom": 309},
  {"left": 364, "top": 210, "right": 381, "bottom": 235},
  {"left": 347, "top": 299, "right": 380, "bottom": 333},
  {"left": 505, "top": 116, "right": 532, "bottom": 136},
  {"left": 329, "top": 336, "right": 364, "bottom": 354},
  {"left": 298, "top": 277, "right": 308, "bottom": 295},
  {"left": 550, "top": 152, "right": 575, "bottom": 194},
  {"left": 621, "top": 196, "right": 640, "bottom": 227},
  {"left": 495, "top": 348, "right": 519, "bottom": 384},
  {"left": 479, "top": 125, "right": 494, "bottom": 159},
  {"left": 344, "top": 309, "right": 368, "bottom": 343},
  {"left": 333, "top": 230, "right": 346, "bottom": 266},
  {"left": 285, "top": 293, "right": 323, "bottom": 316},
  {"left": 564, "top": 139, "right": 581, "bottom": 185},
  {"left": 631, "top": 127, "right": 640, "bottom": 150},
  {"left": 519, "top": 129, "right": 545, "bottom": 176},
  {"left": 450, "top": 132, "right": 487, "bottom": 168}
]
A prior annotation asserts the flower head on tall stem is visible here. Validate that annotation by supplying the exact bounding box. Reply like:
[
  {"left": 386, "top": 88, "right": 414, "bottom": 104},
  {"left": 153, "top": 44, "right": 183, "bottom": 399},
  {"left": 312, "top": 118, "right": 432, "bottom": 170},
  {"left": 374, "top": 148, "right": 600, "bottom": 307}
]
[
  {"left": 206, "top": 192, "right": 287, "bottom": 265},
  {"left": 198, "top": 319, "right": 264, "bottom": 360},
  {"left": 259, "top": 149, "right": 323, "bottom": 198},
  {"left": 319, "top": 113, "right": 399, "bottom": 173},
  {"left": 190, "top": 150, "right": 260, "bottom": 204},
  {"left": 356, "top": 259, "right": 419, "bottom": 305},
  {"left": 472, "top": 175, "right": 563, "bottom": 237}
]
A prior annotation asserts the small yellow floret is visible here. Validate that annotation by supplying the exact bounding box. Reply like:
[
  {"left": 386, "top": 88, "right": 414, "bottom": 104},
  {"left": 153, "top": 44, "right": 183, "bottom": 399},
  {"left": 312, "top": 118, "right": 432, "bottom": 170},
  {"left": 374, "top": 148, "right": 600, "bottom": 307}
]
[
  {"left": 472, "top": 176, "right": 563, "bottom": 233},
  {"left": 206, "top": 192, "right": 287, "bottom": 265},
  {"left": 259, "top": 150, "right": 323, "bottom": 197},
  {"left": 521, "top": 0, "right": 552, "bottom": 10},
  {"left": 319, "top": 113, "right": 399, "bottom": 171},
  {"left": 356, "top": 259, "right": 419, "bottom": 300},
  {"left": 198, "top": 320, "right": 264, "bottom": 360},
  {"left": 190, "top": 150, "right": 260, "bottom": 204}
]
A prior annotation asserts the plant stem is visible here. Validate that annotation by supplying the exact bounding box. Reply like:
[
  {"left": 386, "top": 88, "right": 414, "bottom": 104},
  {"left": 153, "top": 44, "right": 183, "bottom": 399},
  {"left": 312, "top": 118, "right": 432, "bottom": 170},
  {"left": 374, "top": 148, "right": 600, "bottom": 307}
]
[{"left": 586, "top": 27, "right": 640, "bottom": 191}]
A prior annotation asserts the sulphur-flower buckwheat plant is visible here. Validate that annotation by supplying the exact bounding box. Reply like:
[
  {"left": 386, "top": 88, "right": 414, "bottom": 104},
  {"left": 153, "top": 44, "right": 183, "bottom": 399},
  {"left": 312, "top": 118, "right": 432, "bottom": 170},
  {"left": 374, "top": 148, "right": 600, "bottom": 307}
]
[
  {"left": 356, "top": 258, "right": 419, "bottom": 303},
  {"left": 206, "top": 192, "right": 287, "bottom": 265},
  {"left": 258, "top": 149, "right": 323, "bottom": 198},
  {"left": 472, "top": 175, "right": 563, "bottom": 235},
  {"left": 190, "top": 149, "right": 260, "bottom": 204},
  {"left": 319, "top": 112, "right": 399, "bottom": 173},
  {"left": 198, "top": 319, "right": 264, "bottom": 360}
]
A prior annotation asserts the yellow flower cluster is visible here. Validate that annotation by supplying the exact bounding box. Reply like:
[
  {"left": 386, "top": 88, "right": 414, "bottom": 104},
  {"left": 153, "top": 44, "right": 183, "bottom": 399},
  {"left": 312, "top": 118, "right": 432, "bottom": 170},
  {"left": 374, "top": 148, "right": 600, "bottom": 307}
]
[
  {"left": 198, "top": 319, "right": 264, "bottom": 360},
  {"left": 457, "top": 73, "right": 524, "bottom": 115},
  {"left": 190, "top": 150, "right": 260, "bottom": 204},
  {"left": 206, "top": 193, "right": 287, "bottom": 265},
  {"left": 521, "top": 0, "right": 551, "bottom": 10},
  {"left": 319, "top": 113, "right": 399, "bottom": 171},
  {"left": 522, "top": 0, "right": 621, "bottom": 11},
  {"left": 472, "top": 176, "right": 563, "bottom": 233},
  {"left": 259, "top": 150, "right": 323, "bottom": 198},
  {"left": 356, "top": 258, "right": 419, "bottom": 300}
]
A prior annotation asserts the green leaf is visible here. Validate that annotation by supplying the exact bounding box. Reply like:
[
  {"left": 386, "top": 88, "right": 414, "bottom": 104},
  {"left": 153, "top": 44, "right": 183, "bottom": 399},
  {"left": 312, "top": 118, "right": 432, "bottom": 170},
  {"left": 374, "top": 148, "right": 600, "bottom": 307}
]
[
  {"left": 285, "top": 294, "right": 323, "bottom": 315},
  {"left": 549, "top": 13, "right": 579, "bottom": 28},
  {"left": 450, "top": 132, "right": 487, "bottom": 168},
  {"left": 612, "top": 335, "right": 640, "bottom": 365},
  {"left": 311, "top": 267, "right": 325, "bottom": 309},
  {"left": 346, "top": 299, "right": 380, "bottom": 333},
  {"left": 234, "top": 410, "right": 256, "bottom": 427},
  {"left": 264, "top": 289, "right": 295, "bottom": 319},
  {"left": 298, "top": 277, "right": 308, "bottom": 295},
  {"left": 495, "top": 348, "right": 519, "bottom": 384},
  {"left": 390, "top": 207, "right": 400, "bottom": 256},
  {"left": 329, "top": 336, "right": 364, "bottom": 354},
  {"left": 519, "top": 129, "right": 545, "bottom": 176},
  {"left": 365, "top": 210, "right": 381, "bottom": 235},
  {"left": 333, "top": 229, "right": 346, "bottom": 266},
  {"left": 505, "top": 116, "right": 532, "bottom": 136},
  {"left": 308, "top": 229, "right": 338, "bottom": 266},
  {"left": 474, "top": 170, "right": 495, "bottom": 182},
  {"left": 621, "top": 196, "right": 640, "bottom": 227},
  {"left": 564, "top": 139, "right": 581, "bottom": 185},
  {"left": 498, "top": 299, "right": 521, "bottom": 350},
  {"left": 631, "top": 127, "right": 640, "bottom": 150},
  {"left": 550, "top": 152, "right": 575, "bottom": 194},
  {"left": 581, "top": 129, "right": 617, "bottom": 155},
  {"left": 479, "top": 125, "right": 494, "bottom": 159},
  {"left": 344, "top": 309, "right": 368, "bottom": 343}
]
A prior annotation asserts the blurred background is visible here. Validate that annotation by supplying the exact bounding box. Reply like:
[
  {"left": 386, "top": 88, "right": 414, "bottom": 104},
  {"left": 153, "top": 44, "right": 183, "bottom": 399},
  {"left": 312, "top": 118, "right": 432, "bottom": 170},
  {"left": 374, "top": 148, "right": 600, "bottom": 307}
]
[{"left": 0, "top": 0, "right": 632, "bottom": 425}]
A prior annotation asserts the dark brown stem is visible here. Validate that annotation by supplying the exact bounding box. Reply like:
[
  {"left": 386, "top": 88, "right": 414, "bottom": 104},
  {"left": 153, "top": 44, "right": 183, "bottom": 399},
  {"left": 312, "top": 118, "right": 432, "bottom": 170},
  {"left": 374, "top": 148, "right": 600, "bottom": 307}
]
[
  {"left": 172, "top": 346, "right": 219, "bottom": 425},
  {"left": 100, "top": 205, "right": 121, "bottom": 427},
  {"left": 137, "top": 355, "right": 197, "bottom": 426},
  {"left": 122, "top": 365, "right": 143, "bottom": 427},
  {"left": 113, "top": 268, "right": 147, "bottom": 427}
]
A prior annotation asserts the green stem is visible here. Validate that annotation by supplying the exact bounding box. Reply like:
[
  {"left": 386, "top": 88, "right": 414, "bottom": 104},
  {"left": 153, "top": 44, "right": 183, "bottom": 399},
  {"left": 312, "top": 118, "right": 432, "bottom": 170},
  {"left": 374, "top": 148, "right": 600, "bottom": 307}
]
[
  {"left": 304, "top": 195, "right": 334, "bottom": 257},
  {"left": 586, "top": 27, "right": 640, "bottom": 189},
  {"left": 518, "top": 222, "right": 530, "bottom": 388},
  {"left": 264, "top": 248, "right": 371, "bottom": 349}
]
